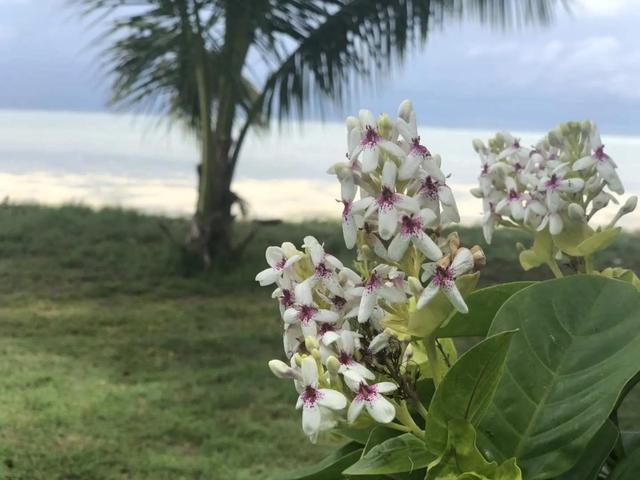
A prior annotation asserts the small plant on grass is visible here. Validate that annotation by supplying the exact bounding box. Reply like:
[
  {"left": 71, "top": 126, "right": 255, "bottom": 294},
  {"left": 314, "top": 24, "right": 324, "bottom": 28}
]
[{"left": 256, "top": 101, "right": 640, "bottom": 479}]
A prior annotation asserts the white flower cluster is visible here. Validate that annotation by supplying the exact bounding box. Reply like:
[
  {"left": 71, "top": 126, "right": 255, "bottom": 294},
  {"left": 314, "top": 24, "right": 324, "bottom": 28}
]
[
  {"left": 257, "top": 101, "right": 485, "bottom": 442},
  {"left": 472, "top": 121, "right": 636, "bottom": 243}
]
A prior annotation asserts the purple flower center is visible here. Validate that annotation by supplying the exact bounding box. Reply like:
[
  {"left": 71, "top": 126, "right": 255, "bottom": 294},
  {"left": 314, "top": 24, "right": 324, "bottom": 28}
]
[
  {"left": 400, "top": 214, "right": 422, "bottom": 236},
  {"left": 356, "top": 383, "right": 378, "bottom": 402},
  {"left": 513, "top": 139, "right": 521, "bottom": 149},
  {"left": 342, "top": 200, "right": 352, "bottom": 220},
  {"left": 433, "top": 265, "right": 454, "bottom": 288},
  {"left": 318, "top": 323, "right": 336, "bottom": 336},
  {"left": 315, "top": 262, "right": 331, "bottom": 278},
  {"left": 514, "top": 162, "right": 524, "bottom": 172},
  {"left": 298, "top": 305, "right": 318, "bottom": 324},
  {"left": 545, "top": 174, "right": 560, "bottom": 190},
  {"left": 338, "top": 351, "right": 353, "bottom": 365},
  {"left": 301, "top": 385, "right": 322, "bottom": 407},
  {"left": 332, "top": 296, "right": 347, "bottom": 310},
  {"left": 362, "top": 126, "right": 380, "bottom": 148},
  {"left": 594, "top": 145, "right": 609, "bottom": 161},
  {"left": 420, "top": 176, "right": 439, "bottom": 200},
  {"left": 365, "top": 272, "right": 381, "bottom": 293},
  {"left": 378, "top": 186, "right": 397, "bottom": 209},
  {"left": 275, "top": 257, "right": 287, "bottom": 271},
  {"left": 281, "top": 289, "right": 295, "bottom": 308},
  {"left": 480, "top": 164, "right": 489, "bottom": 176},
  {"left": 508, "top": 189, "right": 520, "bottom": 201},
  {"left": 411, "top": 137, "right": 430, "bottom": 156}
]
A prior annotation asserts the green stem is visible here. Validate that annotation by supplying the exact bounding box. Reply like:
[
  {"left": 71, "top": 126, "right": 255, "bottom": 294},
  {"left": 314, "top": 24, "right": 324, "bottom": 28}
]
[
  {"left": 585, "top": 255, "right": 595, "bottom": 274},
  {"left": 415, "top": 402, "right": 429, "bottom": 422},
  {"left": 386, "top": 422, "right": 412, "bottom": 433},
  {"left": 394, "top": 401, "right": 425, "bottom": 439},
  {"left": 546, "top": 260, "right": 564, "bottom": 279},
  {"left": 424, "top": 334, "right": 444, "bottom": 386}
]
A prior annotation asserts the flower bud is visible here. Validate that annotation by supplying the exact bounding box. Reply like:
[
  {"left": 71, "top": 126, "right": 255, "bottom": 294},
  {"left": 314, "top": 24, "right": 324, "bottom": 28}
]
[
  {"left": 470, "top": 245, "right": 486, "bottom": 269},
  {"left": 326, "top": 355, "right": 341, "bottom": 375},
  {"left": 397, "top": 99, "right": 412, "bottom": 121},
  {"left": 472, "top": 139, "right": 486, "bottom": 154},
  {"left": 515, "top": 242, "right": 525, "bottom": 253},
  {"left": 622, "top": 195, "right": 638, "bottom": 215},
  {"left": 345, "top": 115, "right": 359, "bottom": 131},
  {"left": 268, "top": 359, "right": 301, "bottom": 380},
  {"left": 447, "top": 232, "right": 460, "bottom": 253},
  {"left": 548, "top": 127, "right": 564, "bottom": 147},
  {"left": 377, "top": 113, "right": 394, "bottom": 139},
  {"left": 568, "top": 203, "right": 586, "bottom": 222},
  {"left": 369, "top": 330, "right": 391, "bottom": 354},
  {"left": 470, "top": 187, "right": 483, "bottom": 198},
  {"left": 432, "top": 153, "right": 442, "bottom": 168},
  {"left": 305, "top": 335, "right": 319, "bottom": 353},
  {"left": 408, "top": 276, "right": 422, "bottom": 296}
]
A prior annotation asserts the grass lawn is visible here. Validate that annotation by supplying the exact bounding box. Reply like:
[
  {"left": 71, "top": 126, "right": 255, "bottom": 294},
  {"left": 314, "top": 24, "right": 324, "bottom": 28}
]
[{"left": 0, "top": 204, "right": 637, "bottom": 479}]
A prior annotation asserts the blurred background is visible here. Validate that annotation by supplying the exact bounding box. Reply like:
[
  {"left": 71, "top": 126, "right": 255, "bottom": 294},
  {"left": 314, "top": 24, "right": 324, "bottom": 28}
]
[{"left": 0, "top": 0, "right": 638, "bottom": 478}]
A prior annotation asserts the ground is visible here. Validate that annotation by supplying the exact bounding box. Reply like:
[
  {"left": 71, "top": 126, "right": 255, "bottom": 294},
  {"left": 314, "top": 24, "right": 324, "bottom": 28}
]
[{"left": 0, "top": 204, "right": 636, "bottom": 479}]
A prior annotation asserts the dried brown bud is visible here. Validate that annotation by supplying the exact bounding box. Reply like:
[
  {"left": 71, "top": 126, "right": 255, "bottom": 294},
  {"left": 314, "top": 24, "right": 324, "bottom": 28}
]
[{"left": 470, "top": 245, "right": 486, "bottom": 269}]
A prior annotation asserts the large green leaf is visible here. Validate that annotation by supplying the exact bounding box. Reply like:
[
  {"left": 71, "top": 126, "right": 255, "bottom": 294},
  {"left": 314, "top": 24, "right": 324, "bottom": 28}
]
[
  {"left": 437, "top": 282, "right": 534, "bottom": 338},
  {"left": 610, "top": 444, "right": 640, "bottom": 480},
  {"left": 425, "top": 419, "right": 522, "bottom": 480},
  {"left": 343, "top": 433, "right": 435, "bottom": 476},
  {"left": 479, "top": 276, "right": 640, "bottom": 479},
  {"left": 279, "top": 442, "right": 362, "bottom": 480},
  {"left": 555, "top": 420, "right": 618, "bottom": 480},
  {"left": 424, "top": 331, "right": 516, "bottom": 454}
]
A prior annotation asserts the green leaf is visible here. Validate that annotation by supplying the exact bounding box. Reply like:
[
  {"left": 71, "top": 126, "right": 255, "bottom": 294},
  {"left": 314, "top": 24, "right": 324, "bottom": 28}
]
[
  {"left": 362, "top": 426, "right": 403, "bottom": 456},
  {"left": 437, "top": 282, "right": 535, "bottom": 338},
  {"left": 343, "top": 433, "right": 435, "bottom": 476},
  {"left": 479, "top": 276, "right": 640, "bottom": 479},
  {"left": 519, "top": 230, "right": 554, "bottom": 271},
  {"left": 599, "top": 267, "right": 640, "bottom": 290},
  {"left": 555, "top": 420, "right": 619, "bottom": 480},
  {"left": 552, "top": 221, "right": 593, "bottom": 256},
  {"left": 424, "top": 331, "right": 516, "bottom": 454},
  {"left": 576, "top": 227, "right": 621, "bottom": 255},
  {"left": 622, "top": 431, "right": 640, "bottom": 453},
  {"left": 279, "top": 442, "right": 362, "bottom": 480},
  {"left": 408, "top": 272, "right": 480, "bottom": 337},
  {"left": 425, "top": 419, "right": 522, "bottom": 480},
  {"left": 610, "top": 444, "right": 640, "bottom": 480}
]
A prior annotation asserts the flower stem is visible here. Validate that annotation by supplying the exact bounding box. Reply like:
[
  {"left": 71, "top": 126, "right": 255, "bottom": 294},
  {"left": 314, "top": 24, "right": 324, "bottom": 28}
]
[
  {"left": 546, "top": 260, "right": 564, "bottom": 279},
  {"left": 415, "top": 401, "right": 429, "bottom": 422},
  {"left": 394, "top": 401, "right": 425, "bottom": 439},
  {"left": 585, "top": 255, "right": 595, "bottom": 274},
  {"left": 386, "top": 422, "right": 412, "bottom": 433},
  {"left": 424, "top": 334, "right": 444, "bottom": 386}
]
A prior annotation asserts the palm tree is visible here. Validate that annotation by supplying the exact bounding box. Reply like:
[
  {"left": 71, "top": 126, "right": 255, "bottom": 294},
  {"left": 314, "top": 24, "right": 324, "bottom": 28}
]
[{"left": 76, "top": 0, "right": 565, "bottom": 266}]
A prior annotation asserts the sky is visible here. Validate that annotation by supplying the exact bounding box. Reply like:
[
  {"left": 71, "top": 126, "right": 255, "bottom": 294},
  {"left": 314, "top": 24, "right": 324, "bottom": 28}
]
[{"left": 0, "top": 0, "right": 640, "bottom": 133}]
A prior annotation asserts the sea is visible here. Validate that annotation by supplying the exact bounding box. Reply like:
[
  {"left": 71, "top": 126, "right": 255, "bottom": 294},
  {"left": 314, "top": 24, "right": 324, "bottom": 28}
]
[{"left": 0, "top": 109, "right": 637, "bottom": 229}]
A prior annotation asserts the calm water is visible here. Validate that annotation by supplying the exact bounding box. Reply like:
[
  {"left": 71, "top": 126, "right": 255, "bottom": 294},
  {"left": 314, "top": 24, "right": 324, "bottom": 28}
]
[{"left": 0, "top": 109, "right": 637, "bottom": 228}]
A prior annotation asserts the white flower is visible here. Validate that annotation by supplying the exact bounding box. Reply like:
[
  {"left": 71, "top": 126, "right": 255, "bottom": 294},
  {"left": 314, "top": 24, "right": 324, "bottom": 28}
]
[
  {"left": 347, "top": 381, "right": 397, "bottom": 424},
  {"left": 349, "top": 110, "right": 406, "bottom": 173},
  {"left": 395, "top": 100, "right": 443, "bottom": 182},
  {"left": 351, "top": 265, "right": 407, "bottom": 323},
  {"left": 387, "top": 209, "right": 442, "bottom": 262},
  {"left": 335, "top": 330, "right": 375, "bottom": 384},
  {"left": 539, "top": 165, "right": 585, "bottom": 211},
  {"left": 495, "top": 177, "right": 525, "bottom": 221},
  {"left": 497, "top": 132, "right": 527, "bottom": 161},
  {"left": 573, "top": 126, "right": 624, "bottom": 194},
  {"left": 295, "top": 357, "right": 347, "bottom": 442},
  {"left": 417, "top": 248, "right": 474, "bottom": 313},
  {"left": 300, "top": 236, "right": 345, "bottom": 296},
  {"left": 368, "top": 330, "right": 392, "bottom": 355},
  {"left": 255, "top": 243, "right": 301, "bottom": 286},
  {"left": 413, "top": 172, "right": 460, "bottom": 225},
  {"left": 481, "top": 192, "right": 504, "bottom": 244},
  {"left": 537, "top": 203, "right": 565, "bottom": 235},
  {"left": 364, "top": 161, "right": 419, "bottom": 240},
  {"left": 283, "top": 283, "right": 339, "bottom": 338}
]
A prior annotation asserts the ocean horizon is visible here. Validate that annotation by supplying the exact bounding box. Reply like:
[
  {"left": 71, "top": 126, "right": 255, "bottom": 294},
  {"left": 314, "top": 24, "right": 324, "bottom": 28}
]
[{"left": 0, "top": 108, "right": 638, "bottom": 229}]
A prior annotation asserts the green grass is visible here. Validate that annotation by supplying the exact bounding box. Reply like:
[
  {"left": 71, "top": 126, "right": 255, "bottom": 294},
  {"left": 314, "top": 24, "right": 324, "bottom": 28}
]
[{"left": 0, "top": 203, "right": 636, "bottom": 479}]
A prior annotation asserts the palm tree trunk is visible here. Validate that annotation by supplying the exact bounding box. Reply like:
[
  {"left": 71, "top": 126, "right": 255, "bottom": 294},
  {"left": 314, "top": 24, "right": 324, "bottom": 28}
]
[{"left": 189, "top": 1, "right": 255, "bottom": 266}]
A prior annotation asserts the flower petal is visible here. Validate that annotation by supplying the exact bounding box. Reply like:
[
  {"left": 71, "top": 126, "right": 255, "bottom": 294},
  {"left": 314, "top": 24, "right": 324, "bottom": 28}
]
[
  {"left": 412, "top": 232, "right": 443, "bottom": 262},
  {"left": 255, "top": 268, "right": 279, "bottom": 286},
  {"left": 362, "top": 148, "right": 379, "bottom": 173},
  {"left": 347, "top": 398, "right": 365, "bottom": 423},
  {"left": 388, "top": 233, "right": 411, "bottom": 262},
  {"left": 313, "top": 309, "right": 339, "bottom": 324},
  {"left": 417, "top": 281, "right": 439, "bottom": 310},
  {"left": 302, "top": 404, "right": 322, "bottom": 438},
  {"left": 443, "top": 283, "right": 468, "bottom": 313},
  {"left": 378, "top": 206, "right": 399, "bottom": 240},
  {"left": 301, "top": 356, "right": 318, "bottom": 386},
  {"left": 375, "top": 382, "right": 398, "bottom": 394},
  {"left": 573, "top": 155, "right": 597, "bottom": 171},
  {"left": 265, "top": 246, "right": 284, "bottom": 268},
  {"left": 451, "top": 248, "right": 474, "bottom": 277},
  {"left": 317, "top": 389, "right": 347, "bottom": 410},
  {"left": 357, "top": 289, "right": 378, "bottom": 324},
  {"left": 366, "top": 395, "right": 396, "bottom": 423}
]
